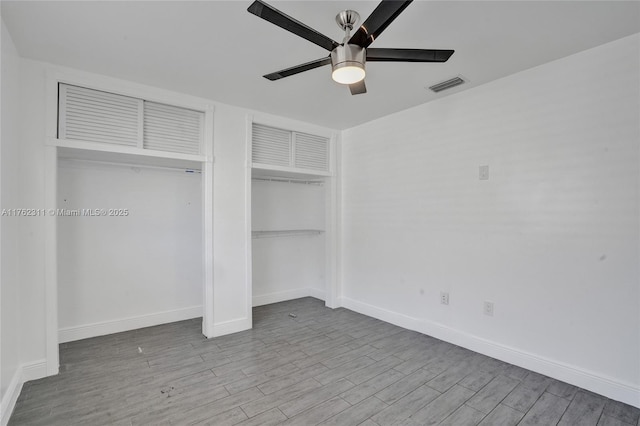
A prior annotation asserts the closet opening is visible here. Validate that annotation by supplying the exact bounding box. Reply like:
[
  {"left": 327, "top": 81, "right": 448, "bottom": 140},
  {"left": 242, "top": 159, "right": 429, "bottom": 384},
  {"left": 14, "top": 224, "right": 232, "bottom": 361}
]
[
  {"left": 56, "top": 148, "right": 205, "bottom": 345},
  {"left": 247, "top": 119, "right": 339, "bottom": 320},
  {"left": 251, "top": 171, "right": 327, "bottom": 308},
  {"left": 44, "top": 77, "right": 215, "bottom": 374}
]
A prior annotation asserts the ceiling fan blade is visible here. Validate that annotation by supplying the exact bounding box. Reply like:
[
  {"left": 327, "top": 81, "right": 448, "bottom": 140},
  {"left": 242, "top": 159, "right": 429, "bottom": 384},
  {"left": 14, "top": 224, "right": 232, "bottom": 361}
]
[
  {"left": 248, "top": 0, "right": 340, "bottom": 52},
  {"left": 264, "top": 56, "right": 332, "bottom": 81},
  {"left": 367, "top": 48, "right": 454, "bottom": 62},
  {"left": 349, "top": 80, "right": 367, "bottom": 95},
  {"left": 349, "top": 0, "right": 413, "bottom": 48}
]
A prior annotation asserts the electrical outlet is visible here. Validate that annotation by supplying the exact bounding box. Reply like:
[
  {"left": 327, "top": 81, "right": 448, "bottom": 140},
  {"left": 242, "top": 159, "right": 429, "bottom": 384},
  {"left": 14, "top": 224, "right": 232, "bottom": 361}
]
[
  {"left": 479, "top": 165, "right": 489, "bottom": 180},
  {"left": 440, "top": 292, "right": 449, "bottom": 305},
  {"left": 484, "top": 301, "right": 494, "bottom": 316}
]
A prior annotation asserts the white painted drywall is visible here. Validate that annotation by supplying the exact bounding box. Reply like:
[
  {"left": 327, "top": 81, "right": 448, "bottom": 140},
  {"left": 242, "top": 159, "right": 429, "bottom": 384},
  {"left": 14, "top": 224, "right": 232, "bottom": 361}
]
[
  {"left": 252, "top": 179, "right": 325, "bottom": 305},
  {"left": 209, "top": 104, "right": 253, "bottom": 331},
  {"left": 0, "top": 17, "right": 21, "bottom": 408},
  {"left": 15, "top": 59, "right": 52, "bottom": 366},
  {"left": 341, "top": 34, "right": 640, "bottom": 405},
  {"left": 57, "top": 160, "right": 202, "bottom": 337}
]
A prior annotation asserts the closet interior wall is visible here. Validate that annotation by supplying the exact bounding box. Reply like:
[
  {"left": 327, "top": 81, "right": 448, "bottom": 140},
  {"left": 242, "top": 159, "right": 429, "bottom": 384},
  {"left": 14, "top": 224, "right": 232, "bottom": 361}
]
[
  {"left": 251, "top": 176, "right": 326, "bottom": 306},
  {"left": 57, "top": 155, "right": 203, "bottom": 342}
]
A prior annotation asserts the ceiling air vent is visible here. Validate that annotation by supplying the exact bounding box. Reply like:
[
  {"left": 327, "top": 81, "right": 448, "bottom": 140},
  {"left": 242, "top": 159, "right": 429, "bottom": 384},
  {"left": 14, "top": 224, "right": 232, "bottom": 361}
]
[{"left": 428, "top": 76, "right": 465, "bottom": 93}]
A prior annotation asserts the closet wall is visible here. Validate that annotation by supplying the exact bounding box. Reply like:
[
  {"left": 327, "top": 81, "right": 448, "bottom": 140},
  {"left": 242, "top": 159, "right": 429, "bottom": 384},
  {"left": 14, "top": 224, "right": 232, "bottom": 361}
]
[
  {"left": 251, "top": 177, "right": 326, "bottom": 305},
  {"left": 57, "top": 159, "right": 202, "bottom": 341}
]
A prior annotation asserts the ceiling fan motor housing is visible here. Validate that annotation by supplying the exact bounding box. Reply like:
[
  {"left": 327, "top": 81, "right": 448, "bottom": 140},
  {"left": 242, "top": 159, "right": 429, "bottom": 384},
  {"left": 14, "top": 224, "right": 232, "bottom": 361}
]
[{"left": 331, "top": 44, "right": 366, "bottom": 80}]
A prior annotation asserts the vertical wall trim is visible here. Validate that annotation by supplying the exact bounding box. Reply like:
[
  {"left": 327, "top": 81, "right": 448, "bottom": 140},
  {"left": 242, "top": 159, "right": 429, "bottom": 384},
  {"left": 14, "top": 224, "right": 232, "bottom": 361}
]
[
  {"left": 0, "top": 27, "right": 3, "bottom": 408},
  {"left": 324, "top": 132, "right": 340, "bottom": 308},
  {"left": 245, "top": 115, "right": 254, "bottom": 324},
  {"left": 44, "top": 71, "right": 60, "bottom": 375},
  {"left": 44, "top": 146, "right": 58, "bottom": 376},
  {"left": 202, "top": 104, "right": 215, "bottom": 338},
  {"left": 334, "top": 133, "right": 343, "bottom": 307}
]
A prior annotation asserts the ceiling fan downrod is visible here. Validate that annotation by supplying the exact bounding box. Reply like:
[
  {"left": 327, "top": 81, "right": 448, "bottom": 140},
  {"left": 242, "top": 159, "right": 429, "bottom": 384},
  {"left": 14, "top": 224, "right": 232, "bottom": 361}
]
[{"left": 336, "top": 10, "right": 360, "bottom": 43}]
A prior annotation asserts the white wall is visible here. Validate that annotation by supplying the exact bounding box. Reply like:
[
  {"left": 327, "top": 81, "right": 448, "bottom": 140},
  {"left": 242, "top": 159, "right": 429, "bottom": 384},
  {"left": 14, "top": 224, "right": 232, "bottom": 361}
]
[
  {"left": 1, "top": 17, "right": 22, "bottom": 421},
  {"left": 57, "top": 160, "right": 202, "bottom": 341},
  {"left": 16, "top": 59, "right": 53, "bottom": 370},
  {"left": 252, "top": 179, "right": 325, "bottom": 305},
  {"left": 209, "top": 104, "right": 253, "bottom": 333},
  {"left": 341, "top": 34, "right": 640, "bottom": 406}
]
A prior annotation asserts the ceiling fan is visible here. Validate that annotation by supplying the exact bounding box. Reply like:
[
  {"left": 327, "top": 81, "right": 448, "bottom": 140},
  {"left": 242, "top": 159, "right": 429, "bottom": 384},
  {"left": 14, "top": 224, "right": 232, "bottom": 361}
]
[{"left": 247, "top": 0, "right": 454, "bottom": 95}]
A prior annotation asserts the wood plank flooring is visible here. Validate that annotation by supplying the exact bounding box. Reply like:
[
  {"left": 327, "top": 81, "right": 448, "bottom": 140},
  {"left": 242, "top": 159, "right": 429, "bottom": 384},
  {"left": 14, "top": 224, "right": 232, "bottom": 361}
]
[{"left": 9, "top": 297, "right": 640, "bottom": 425}]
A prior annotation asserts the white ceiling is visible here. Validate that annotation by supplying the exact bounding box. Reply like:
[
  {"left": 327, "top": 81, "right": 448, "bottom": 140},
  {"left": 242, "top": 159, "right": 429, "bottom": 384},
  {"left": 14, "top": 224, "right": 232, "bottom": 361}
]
[{"left": 2, "top": 1, "right": 639, "bottom": 129}]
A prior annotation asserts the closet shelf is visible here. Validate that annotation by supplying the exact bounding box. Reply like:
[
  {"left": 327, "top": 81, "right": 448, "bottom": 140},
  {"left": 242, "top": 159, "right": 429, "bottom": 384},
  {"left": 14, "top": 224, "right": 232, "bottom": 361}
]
[
  {"left": 252, "top": 229, "right": 324, "bottom": 239},
  {"left": 252, "top": 176, "right": 324, "bottom": 186}
]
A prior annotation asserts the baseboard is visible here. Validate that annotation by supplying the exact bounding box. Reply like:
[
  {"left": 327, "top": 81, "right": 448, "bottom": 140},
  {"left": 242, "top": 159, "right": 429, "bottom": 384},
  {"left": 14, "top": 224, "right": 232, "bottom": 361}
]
[
  {"left": 20, "top": 360, "right": 47, "bottom": 382},
  {"left": 340, "top": 297, "right": 640, "bottom": 409},
  {"left": 253, "top": 288, "right": 316, "bottom": 307},
  {"left": 215, "top": 289, "right": 325, "bottom": 336},
  {"left": 308, "top": 287, "right": 325, "bottom": 301},
  {"left": 0, "top": 359, "right": 47, "bottom": 426},
  {"left": 58, "top": 305, "right": 202, "bottom": 343},
  {"left": 1, "top": 367, "right": 22, "bottom": 426},
  {"left": 211, "top": 317, "right": 252, "bottom": 337}
]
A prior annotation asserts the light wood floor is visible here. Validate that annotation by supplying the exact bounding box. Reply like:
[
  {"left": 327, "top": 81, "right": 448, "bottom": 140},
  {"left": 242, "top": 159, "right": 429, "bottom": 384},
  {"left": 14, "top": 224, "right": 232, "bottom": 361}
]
[{"left": 9, "top": 297, "right": 640, "bottom": 425}]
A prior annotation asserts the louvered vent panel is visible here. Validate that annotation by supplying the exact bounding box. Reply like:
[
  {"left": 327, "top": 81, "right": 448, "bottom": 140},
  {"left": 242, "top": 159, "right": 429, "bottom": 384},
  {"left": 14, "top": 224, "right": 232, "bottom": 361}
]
[
  {"left": 144, "top": 102, "right": 203, "bottom": 154},
  {"left": 60, "top": 84, "right": 140, "bottom": 146},
  {"left": 252, "top": 124, "right": 291, "bottom": 166},
  {"left": 294, "top": 132, "right": 329, "bottom": 171}
]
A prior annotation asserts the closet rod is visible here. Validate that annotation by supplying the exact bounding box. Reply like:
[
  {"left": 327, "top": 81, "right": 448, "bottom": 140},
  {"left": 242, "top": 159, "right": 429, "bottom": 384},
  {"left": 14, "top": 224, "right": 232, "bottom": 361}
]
[
  {"left": 252, "top": 176, "right": 324, "bottom": 186},
  {"left": 58, "top": 157, "right": 202, "bottom": 174}
]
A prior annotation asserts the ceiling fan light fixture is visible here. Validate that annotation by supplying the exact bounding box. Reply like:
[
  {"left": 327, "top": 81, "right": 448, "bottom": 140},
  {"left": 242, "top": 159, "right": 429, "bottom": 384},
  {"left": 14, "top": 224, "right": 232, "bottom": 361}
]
[
  {"left": 331, "top": 44, "right": 366, "bottom": 85},
  {"left": 332, "top": 64, "right": 365, "bottom": 85}
]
